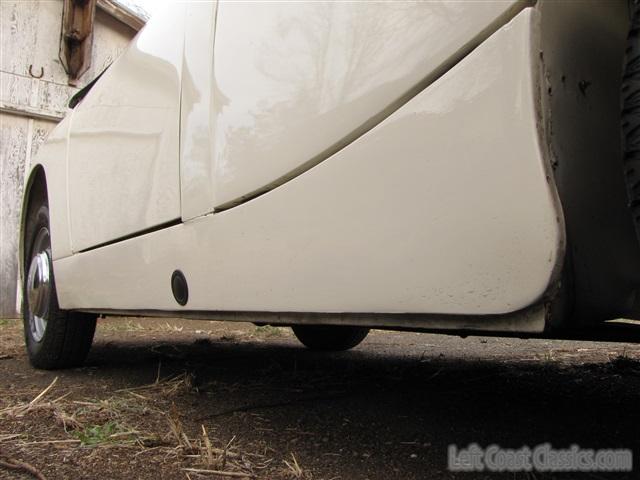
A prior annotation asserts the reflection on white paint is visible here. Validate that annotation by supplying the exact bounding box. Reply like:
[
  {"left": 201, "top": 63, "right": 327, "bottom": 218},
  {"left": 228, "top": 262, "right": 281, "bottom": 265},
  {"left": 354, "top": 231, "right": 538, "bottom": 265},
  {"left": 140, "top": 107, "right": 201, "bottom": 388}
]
[
  {"left": 211, "top": 0, "right": 522, "bottom": 208},
  {"left": 66, "top": 3, "right": 185, "bottom": 252}
]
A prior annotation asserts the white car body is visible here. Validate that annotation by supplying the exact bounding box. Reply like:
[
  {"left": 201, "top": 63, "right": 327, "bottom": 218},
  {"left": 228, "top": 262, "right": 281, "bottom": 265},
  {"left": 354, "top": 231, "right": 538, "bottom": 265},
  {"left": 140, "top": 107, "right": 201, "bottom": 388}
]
[{"left": 21, "top": 0, "right": 640, "bottom": 335}]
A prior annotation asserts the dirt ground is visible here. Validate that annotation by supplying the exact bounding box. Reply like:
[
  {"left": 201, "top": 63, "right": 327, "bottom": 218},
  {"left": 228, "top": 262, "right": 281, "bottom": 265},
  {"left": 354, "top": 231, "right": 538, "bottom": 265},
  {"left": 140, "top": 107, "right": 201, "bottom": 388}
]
[{"left": 1, "top": 317, "right": 639, "bottom": 480}]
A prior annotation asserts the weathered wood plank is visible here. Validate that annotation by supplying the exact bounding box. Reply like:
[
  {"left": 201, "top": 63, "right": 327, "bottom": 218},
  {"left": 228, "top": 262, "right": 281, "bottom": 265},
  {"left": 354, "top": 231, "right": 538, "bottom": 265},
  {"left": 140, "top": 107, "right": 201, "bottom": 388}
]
[
  {"left": 0, "top": 71, "right": 71, "bottom": 119},
  {"left": 0, "top": 114, "right": 28, "bottom": 317},
  {"left": 1, "top": 2, "right": 134, "bottom": 87},
  {"left": 60, "top": 0, "right": 98, "bottom": 85}
]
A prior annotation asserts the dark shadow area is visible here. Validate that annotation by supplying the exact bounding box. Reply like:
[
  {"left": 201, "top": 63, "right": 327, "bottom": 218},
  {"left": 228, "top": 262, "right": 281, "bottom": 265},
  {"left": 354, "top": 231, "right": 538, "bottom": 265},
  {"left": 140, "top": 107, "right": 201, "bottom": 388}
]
[{"left": 70, "top": 332, "right": 640, "bottom": 480}]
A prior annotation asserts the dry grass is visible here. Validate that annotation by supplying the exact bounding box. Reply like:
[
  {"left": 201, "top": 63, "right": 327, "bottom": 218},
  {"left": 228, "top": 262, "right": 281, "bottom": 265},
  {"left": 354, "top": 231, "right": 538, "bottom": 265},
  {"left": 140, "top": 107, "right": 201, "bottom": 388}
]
[
  {"left": 116, "top": 370, "right": 196, "bottom": 396},
  {"left": 252, "top": 325, "right": 288, "bottom": 338},
  {"left": 0, "top": 372, "right": 274, "bottom": 478},
  {"left": 283, "top": 453, "right": 311, "bottom": 479},
  {"left": 161, "top": 322, "right": 184, "bottom": 333},
  {"left": 99, "top": 320, "right": 146, "bottom": 332},
  {"left": 166, "top": 405, "right": 274, "bottom": 477},
  {"left": 0, "top": 376, "right": 62, "bottom": 418}
]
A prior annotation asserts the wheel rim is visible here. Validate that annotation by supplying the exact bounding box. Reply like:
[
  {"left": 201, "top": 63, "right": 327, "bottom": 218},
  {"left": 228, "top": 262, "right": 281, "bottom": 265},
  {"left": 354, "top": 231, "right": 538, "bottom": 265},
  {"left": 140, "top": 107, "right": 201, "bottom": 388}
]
[{"left": 26, "top": 227, "right": 51, "bottom": 342}]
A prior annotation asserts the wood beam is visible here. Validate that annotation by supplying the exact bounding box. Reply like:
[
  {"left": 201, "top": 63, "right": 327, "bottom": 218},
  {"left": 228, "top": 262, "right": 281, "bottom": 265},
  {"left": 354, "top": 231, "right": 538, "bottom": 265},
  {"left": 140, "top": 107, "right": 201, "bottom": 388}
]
[{"left": 59, "top": 0, "right": 98, "bottom": 86}]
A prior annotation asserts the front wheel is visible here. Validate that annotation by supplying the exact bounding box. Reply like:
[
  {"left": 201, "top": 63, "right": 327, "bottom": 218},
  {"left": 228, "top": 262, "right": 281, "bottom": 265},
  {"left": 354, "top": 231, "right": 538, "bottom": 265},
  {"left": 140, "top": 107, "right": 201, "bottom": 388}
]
[
  {"left": 23, "top": 201, "right": 96, "bottom": 369},
  {"left": 291, "top": 325, "right": 369, "bottom": 351}
]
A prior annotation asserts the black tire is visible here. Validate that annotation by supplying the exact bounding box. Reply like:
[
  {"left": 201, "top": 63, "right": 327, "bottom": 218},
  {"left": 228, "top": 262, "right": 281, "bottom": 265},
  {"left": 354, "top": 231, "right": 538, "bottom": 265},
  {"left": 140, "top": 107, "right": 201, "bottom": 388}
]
[
  {"left": 23, "top": 198, "right": 96, "bottom": 369},
  {"left": 291, "top": 325, "right": 369, "bottom": 351},
  {"left": 622, "top": 0, "right": 640, "bottom": 245}
]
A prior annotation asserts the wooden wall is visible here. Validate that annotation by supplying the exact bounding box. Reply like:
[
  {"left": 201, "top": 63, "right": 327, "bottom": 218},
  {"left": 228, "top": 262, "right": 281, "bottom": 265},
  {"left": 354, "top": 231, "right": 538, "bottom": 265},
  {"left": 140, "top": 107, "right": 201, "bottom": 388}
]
[{"left": 1, "top": 1, "right": 137, "bottom": 317}]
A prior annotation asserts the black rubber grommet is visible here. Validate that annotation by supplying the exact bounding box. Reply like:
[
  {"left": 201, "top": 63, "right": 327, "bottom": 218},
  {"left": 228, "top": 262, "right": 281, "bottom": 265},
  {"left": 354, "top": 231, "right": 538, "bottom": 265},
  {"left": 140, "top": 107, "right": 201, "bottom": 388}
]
[{"left": 171, "top": 270, "right": 188, "bottom": 306}]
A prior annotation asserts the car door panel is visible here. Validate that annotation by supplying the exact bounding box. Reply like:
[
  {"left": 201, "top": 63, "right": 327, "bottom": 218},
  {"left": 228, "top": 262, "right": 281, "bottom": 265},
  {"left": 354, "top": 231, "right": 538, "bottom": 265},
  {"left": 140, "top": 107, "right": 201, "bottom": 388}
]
[
  {"left": 210, "top": 0, "right": 524, "bottom": 209},
  {"left": 66, "top": 3, "right": 185, "bottom": 252}
]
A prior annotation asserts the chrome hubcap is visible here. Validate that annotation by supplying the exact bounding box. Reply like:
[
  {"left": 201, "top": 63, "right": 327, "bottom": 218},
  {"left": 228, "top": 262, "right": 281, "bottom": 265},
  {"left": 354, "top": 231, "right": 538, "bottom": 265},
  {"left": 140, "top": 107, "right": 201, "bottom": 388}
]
[{"left": 27, "top": 229, "right": 51, "bottom": 342}]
